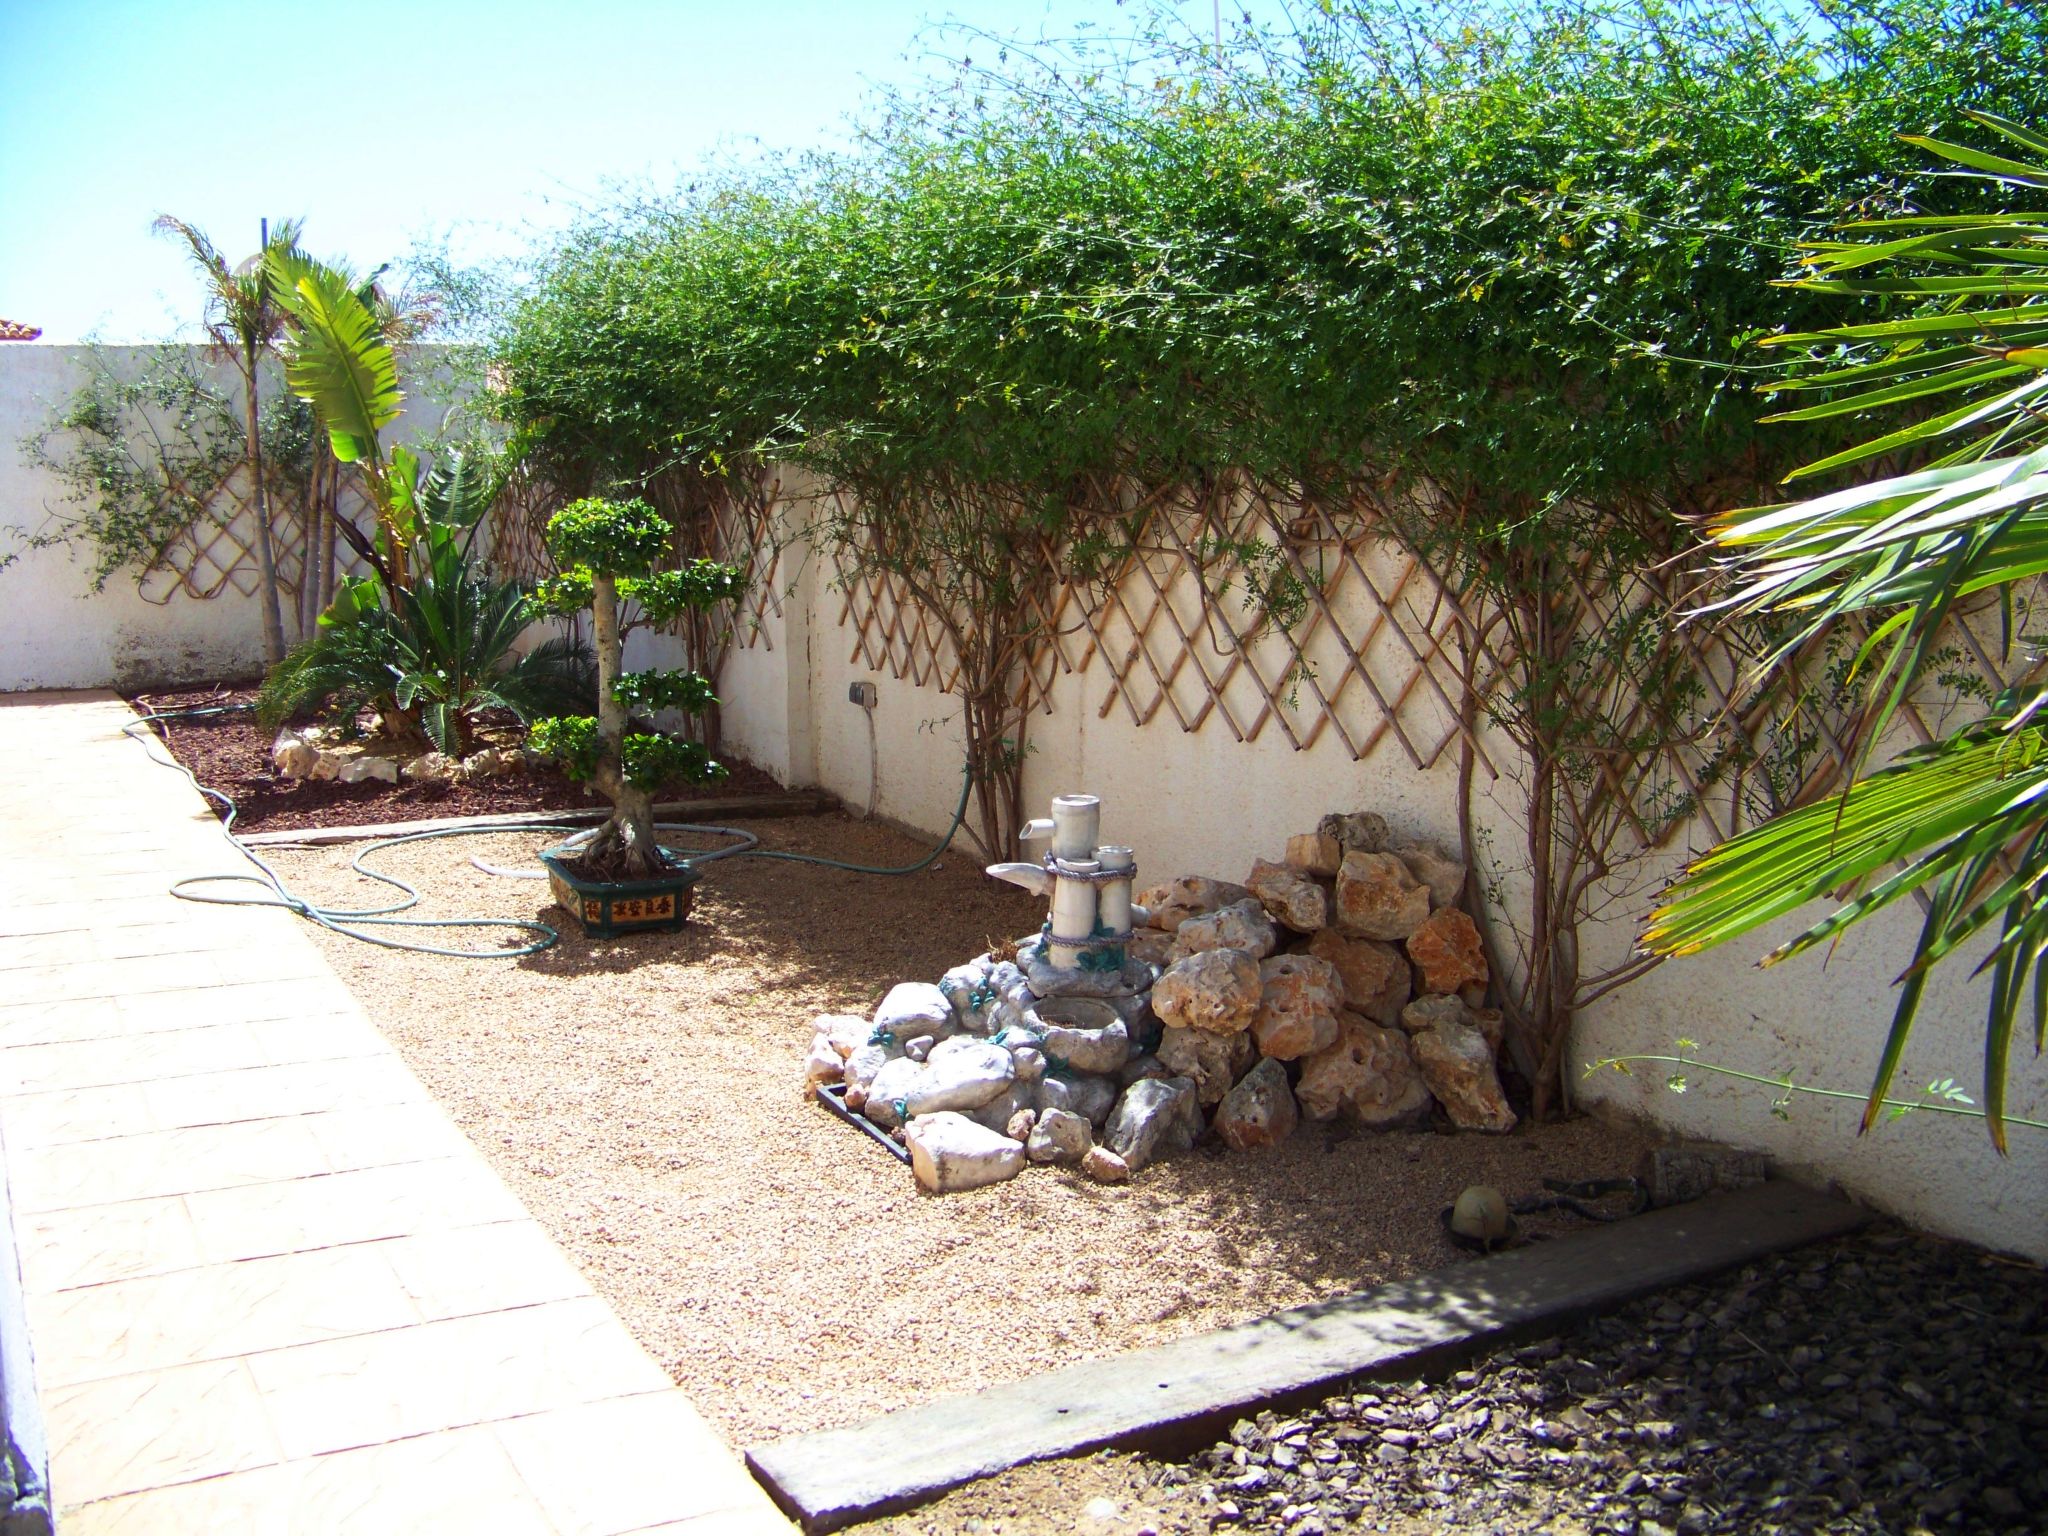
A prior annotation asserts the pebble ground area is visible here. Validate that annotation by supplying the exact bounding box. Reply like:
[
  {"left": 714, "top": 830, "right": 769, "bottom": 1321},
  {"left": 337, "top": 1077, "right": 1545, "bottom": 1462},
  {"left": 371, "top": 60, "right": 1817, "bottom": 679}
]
[{"left": 868, "top": 1226, "right": 2045, "bottom": 1536}]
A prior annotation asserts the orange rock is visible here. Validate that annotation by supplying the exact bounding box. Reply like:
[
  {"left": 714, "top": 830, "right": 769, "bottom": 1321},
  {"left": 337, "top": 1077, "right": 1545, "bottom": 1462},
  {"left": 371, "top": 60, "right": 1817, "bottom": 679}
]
[
  {"left": 1406, "top": 908, "right": 1488, "bottom": 994},
  {"left": 1308, "top": 930, "right": 1412, "bottom": 1025}
]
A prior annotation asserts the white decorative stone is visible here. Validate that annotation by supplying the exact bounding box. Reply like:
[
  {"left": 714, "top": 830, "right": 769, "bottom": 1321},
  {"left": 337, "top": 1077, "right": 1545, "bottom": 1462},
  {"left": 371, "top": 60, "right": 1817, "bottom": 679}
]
[
  {"left": 873, "top": 982, "right": 954, "bottom": 1048},
  {"left": 905, "top": 1037, "right": 1016, "bottom": 1116},
  {"left": 804, "top": 1034, "right": 842, "bottom": 1091},
  {"left": 861, "top": 1057, "right": 927, "bottom": 1129},
  {"left": 906, "top": 1112, "right": 1027, "bottom": 1193},
  {"left": 815, "top": 1014, "right": 873, "bottom": 1060},
  {"left": 338, "top": 754, "right": 400, "bottom": 785},
  {"left": 939, "top": 957, "right": 998, "bottom": 1030}
]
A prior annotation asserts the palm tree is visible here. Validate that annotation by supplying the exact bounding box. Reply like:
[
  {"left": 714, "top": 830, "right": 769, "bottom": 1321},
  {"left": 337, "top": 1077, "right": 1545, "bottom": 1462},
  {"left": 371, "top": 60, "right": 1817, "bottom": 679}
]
[
  {"left": 1644, "top": 114, "right": 2048, "bottom": 1149},
  {"left": 152, "top": 215, "right": 304, "bottom": 663}
]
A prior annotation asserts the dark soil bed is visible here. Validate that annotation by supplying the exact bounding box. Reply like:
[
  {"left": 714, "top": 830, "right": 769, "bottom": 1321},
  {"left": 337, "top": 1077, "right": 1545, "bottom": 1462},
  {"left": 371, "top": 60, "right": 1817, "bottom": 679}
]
[{"left": 126, "top": 683, "right": 786, "bottom": 833}]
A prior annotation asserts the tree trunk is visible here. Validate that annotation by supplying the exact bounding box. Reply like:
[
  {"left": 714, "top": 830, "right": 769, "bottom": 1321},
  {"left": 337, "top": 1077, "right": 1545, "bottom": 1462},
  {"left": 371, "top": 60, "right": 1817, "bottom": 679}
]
[
  {"left": 243, "top": 344, "right": 286, "bottom": 664},
  {"left": 590, "top": 573, "right": 659, "bottom": 877}
]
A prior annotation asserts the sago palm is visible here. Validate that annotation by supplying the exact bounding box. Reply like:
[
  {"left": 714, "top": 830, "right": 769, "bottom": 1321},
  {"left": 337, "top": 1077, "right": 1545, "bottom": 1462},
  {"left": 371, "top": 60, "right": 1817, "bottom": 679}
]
[{"left": 1644, "top": 113, "right": 2048, "bottom": 1148}]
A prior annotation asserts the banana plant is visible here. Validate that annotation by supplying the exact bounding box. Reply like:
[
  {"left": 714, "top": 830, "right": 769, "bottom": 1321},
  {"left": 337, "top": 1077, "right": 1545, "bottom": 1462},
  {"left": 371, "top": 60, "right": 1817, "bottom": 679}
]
[{"left": 1645, "top": 114, "right": 2048, "bottom": 1149}]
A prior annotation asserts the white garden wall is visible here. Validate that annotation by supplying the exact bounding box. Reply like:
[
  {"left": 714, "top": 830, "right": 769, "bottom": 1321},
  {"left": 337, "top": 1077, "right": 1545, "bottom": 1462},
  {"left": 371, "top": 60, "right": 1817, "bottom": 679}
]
[
  {"left": 0, "top": 344, "right": 454, "bottom": 692},
  {"left": 708, "top": 477, "right": 2048, "bottom": 1261}
]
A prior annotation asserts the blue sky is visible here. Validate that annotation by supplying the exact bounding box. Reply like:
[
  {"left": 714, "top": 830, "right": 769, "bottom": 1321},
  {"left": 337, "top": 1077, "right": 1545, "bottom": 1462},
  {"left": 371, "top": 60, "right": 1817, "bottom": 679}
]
[{"left": 1, "top": 0, "right": 1254, "bottom": 343}]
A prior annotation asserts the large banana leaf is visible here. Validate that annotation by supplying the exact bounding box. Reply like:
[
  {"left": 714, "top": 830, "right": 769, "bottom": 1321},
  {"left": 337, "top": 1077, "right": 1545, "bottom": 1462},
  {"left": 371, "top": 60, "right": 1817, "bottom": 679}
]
[
  {"left": 267, "top": 254, "right": 401, "bottom": 466},
  {"left": 1645, "top": 113, "right": 2048, "bottom": 1149}
]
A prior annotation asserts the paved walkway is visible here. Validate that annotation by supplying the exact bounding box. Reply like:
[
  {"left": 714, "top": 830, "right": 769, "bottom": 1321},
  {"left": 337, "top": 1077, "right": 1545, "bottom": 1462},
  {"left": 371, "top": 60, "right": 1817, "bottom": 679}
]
[{"left": 0, "top": 693, "right": 791, "bottom": 1535}]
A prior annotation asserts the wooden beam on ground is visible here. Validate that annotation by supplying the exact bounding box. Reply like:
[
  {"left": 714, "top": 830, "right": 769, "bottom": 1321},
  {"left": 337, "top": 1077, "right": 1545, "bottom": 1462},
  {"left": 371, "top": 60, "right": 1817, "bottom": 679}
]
[
  {"left": 746, "top": 1180, "right": 1867, "bottom": 1533},
  {"left": 238, "top": 791, "right": 839, "bottom": 846}
]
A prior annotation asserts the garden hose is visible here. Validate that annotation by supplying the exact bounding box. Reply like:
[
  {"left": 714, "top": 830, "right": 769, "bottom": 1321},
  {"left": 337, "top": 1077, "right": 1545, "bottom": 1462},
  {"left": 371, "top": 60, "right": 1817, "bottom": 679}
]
[
  {"left": 126, "top": 704, "right": 563, "bottom": 959},
  {"left": 128, "top": 703, "right": 975, "bottom": 958}
]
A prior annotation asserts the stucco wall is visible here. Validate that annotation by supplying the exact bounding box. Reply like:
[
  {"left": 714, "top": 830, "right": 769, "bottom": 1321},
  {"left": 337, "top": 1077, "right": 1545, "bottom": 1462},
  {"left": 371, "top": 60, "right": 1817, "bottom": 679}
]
[
  {"left": 706, "top": 478, "right": 2048, "bottom": 1261},
  {"left": 0, "top": 344, "right": 453, "bottom": 692}
]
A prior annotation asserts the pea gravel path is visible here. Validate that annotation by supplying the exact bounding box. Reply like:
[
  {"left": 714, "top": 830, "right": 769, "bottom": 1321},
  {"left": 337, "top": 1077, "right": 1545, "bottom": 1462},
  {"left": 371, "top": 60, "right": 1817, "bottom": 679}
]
[{"left": 265, "top": 814, "right": 1650, "bottom": 1448}]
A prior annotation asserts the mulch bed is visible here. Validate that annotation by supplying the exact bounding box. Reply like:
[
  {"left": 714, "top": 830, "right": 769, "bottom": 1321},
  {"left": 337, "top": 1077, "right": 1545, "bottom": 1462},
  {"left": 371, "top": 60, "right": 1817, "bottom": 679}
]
[{"left": 125, "top": 684, "right": 786, "bottom": 833}]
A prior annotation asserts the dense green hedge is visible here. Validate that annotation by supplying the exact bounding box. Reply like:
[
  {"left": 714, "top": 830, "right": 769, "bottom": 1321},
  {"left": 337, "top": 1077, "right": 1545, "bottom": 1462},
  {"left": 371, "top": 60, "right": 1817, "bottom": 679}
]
[{"left": 496, "top": 0, "right": 2048, "bottom": 524}]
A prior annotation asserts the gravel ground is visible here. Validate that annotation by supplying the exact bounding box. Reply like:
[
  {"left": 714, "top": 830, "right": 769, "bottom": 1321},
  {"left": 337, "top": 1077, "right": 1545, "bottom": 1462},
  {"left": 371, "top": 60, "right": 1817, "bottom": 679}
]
[
  {"left": 866, "top": 1225, "right": 2046, "bottom": 1536},
  {"left": 267, "top": 813, "right": 1651, "bottom": 1447}
]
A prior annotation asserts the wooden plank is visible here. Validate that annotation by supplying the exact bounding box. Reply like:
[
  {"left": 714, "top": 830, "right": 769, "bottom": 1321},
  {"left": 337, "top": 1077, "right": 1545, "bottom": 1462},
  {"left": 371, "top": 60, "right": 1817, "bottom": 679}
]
[
  {"left": 239, "top": 792, "right": 839, "bottom": 847},
  {"left": 745, "top": 1181, "right": 1867, "bottom": 1532}
]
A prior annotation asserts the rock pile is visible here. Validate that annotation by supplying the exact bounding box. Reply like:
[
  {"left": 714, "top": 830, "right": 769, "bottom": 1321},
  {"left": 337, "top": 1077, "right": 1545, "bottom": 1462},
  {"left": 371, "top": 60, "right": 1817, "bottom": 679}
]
[
  {"left": 271, "top": 727, "right": 530, "bottom": 787},
  {"left": 803, "top": 808, "right": 1519, "bottom": 1193}
]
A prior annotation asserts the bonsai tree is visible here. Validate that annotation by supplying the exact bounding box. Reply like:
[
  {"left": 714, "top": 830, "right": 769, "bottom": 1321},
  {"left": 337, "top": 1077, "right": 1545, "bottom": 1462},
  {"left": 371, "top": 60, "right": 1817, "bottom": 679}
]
[{"left": 527, "top": 496, "right": 742, "bottom": 879}]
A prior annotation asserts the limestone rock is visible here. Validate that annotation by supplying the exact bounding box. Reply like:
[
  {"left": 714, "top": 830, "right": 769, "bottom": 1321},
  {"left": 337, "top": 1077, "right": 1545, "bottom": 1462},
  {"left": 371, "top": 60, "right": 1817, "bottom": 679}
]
[
  {"left": 1138, "top": 876, "right": 1255, "bottom": 933},
  {"left": 1010, "top": 1045, "right": 1047, "bottom": 1084},
  {"left": 1470, "top": 1007, "right": 1506, "bottom": 1057},
  {"left": 1125, "top": 928, "right": 1177, "bottom": 968},
  {"left": 1411, "top": 1018, "right": 1516, "bottom": 1133},
  {"left": 1319, "top": 811, "right": 1389, "bottom": 854},
  {"left": 1306, "top": 930, "right": 1411, "bottom": 1026},
  {"left": 1250, "top": 953, "right": 1344, "bottom": 1061},
  {"left": 1083, "top": 1145, "right": 1131, "bottom": 1183},
  {"left": 861, "top": 1057, "right": 927, "bottom": 1129},
  {"left": 306, "top": 748, "right": 343, "bottom": 781},
  {"left": 1406, "top": 908, "right": 1488, "bottom": 995},
  {"left": 873, "top": 982, "right": 954, "bottom": 1048},
  {"left": 1156, "top": 1024, "right": 1256, "bottom": 1106},
  {"left": 401, "top": 752, "right": 457, "bottom": 783},
  {"left": 906, "top": 1112, "right": 1026, "bottom": 1193},
  {"left": 1103, "top": 1076, "right": 1202, "bottom": 1172},
  {"left": 1214, "top": 1057, "right": 1300, "bottom": 1151},
  {"left": 1027, "top": 1106, "right": 1093, "bottom": 1164},
  {"left": 1169, "top": 900, "right": 1279, "bottom": 963},
  {"left": 1029, "top": 998, "right": 1131, "bottom": 1075},
  {"left": 1333, "top": 850, "right": 1432, "bottom": 941},
  {"left": 1118, "top": 1052, "right": 1172, "bottom": 1087},
  {"left": 1296, "top": 1018, "right": 1434, "bottom": 1129},
  {"left": 1393, "top": 843, "right": 1467, "bottom": 910},
  {"left": 907, "top": 1037, "right": 1016, "bottom": 1116},
  {"left": 1284, "top": 830, "right": 1343, "bottom": 878},
  {"left": 339, "top": 753, "right": 399, "bottom": 785},
  {"left": 1151, "top": 948, "right": 1262, "bottom": 1035},
  {"left": 1245, "top": 859, "right": 1330, "bottom": 934},
  {"left": 456, "top": 747, "right": 520, "bottom": 782},
  {"left": 1399, "top": 994, "right": 1473, "bottom": 1035},
  {"left": 1006, "top": 1108, "right": 1037, "bottom": 1142},
  {"left": 272, "top": 730, "right": 319, "bottom": 778}
]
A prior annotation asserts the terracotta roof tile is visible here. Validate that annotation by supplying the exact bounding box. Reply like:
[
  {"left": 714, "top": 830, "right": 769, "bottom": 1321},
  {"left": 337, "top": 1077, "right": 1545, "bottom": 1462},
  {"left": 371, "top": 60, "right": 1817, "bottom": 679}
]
[{"left": 0, "top": 319, "right": 44, "bottom": 341}]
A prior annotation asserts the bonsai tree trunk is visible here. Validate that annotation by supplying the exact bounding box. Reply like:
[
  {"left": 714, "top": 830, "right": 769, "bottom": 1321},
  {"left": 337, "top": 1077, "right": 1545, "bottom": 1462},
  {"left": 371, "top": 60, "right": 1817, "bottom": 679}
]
[
  {"left": 590, "top": 572, "right": 658, "bottom": 875},
  {"left": 241, "top": 340, "right": 287, "bottom": 661}
]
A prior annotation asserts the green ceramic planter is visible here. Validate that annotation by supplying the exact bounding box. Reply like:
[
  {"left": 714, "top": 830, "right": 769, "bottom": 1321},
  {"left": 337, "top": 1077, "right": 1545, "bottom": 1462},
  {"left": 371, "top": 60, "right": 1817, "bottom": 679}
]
[{"left": 538, "top": 843, "right": 700, "bottom": 938}]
